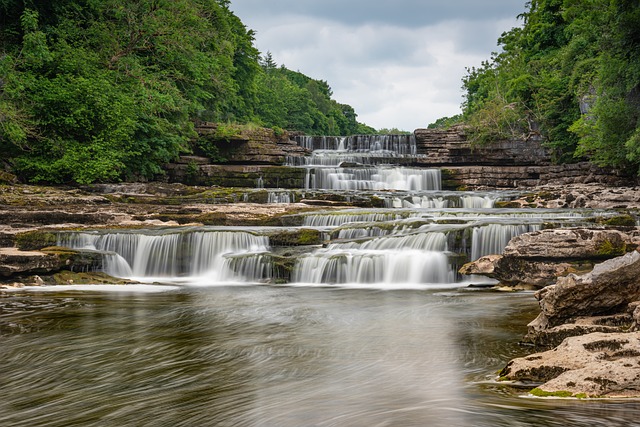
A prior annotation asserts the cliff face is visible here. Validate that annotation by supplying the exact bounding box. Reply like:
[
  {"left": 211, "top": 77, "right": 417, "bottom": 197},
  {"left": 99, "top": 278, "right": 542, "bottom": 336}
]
[
  {"left": 414, "top": 126, "right": 551, "bottom": 166},
  {"left": 414, "top": 127, "right": 634, "bottom": 188},
  {"left": 165, "top": 124, "right": 636, "bottom": 190}
]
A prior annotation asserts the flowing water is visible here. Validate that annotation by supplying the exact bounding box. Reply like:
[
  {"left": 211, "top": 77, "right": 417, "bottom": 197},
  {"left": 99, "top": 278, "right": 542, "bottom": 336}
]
[
  {"left": 2, "top": 134, "right": 639, "bottom": 426},
  {"left": 2, "top": 286, "right": 640, "bottom": 427}
]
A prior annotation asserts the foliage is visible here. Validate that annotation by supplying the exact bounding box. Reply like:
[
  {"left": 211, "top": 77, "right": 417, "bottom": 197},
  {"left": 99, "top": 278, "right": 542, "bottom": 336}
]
[
  {"left": 427, "top": 115, "right": 463, "bottom": 129},
  {"left": 462, "top": 0, "right": 640, "bottom": 171},
  {"left": 253, "top": 57, "right": 373, "bottom": 136},
  {"left": 377, "top": 127, "right": 411, "bottom": 135},
  {"left": 0, "top": 1, "right": 372, "bottom": 184}
]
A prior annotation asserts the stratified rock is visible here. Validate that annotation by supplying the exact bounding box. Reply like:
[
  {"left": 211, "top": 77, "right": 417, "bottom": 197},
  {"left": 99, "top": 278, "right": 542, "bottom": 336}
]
[
  {"left": 524, "top": 314, "right": 633, "bottom": 348},
  {"left": 460, "top": 228, "right": 636, "bottom": 288},
  {"left": 500, "top": 332, "right": 640, "bottom": 398},
  {"left": 528, "top": 251, "right": 640, "bottom": 332},
  {"left": 460, "top": 254, "right": 588, "bottom": 288},
  {"left": 0, "top": 247, "right": 104, "bottom": 278},
  {"left": 0, "top": 248, "right": 63, "bottom": 277},
  {"left": 504, "top": 228, "right": 633, "bottom": 259}
]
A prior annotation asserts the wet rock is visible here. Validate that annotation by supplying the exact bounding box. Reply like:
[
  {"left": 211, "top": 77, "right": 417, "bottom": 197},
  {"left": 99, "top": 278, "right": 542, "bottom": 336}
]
[
  {"left": 500, "top": 332, "right": 640, "bottom": 398},
  {"left": 0, "top": 248, "right": 63, "bottom": 277},
  {"left": 0, "top": 247, "right": 103, "bottom": 278}
]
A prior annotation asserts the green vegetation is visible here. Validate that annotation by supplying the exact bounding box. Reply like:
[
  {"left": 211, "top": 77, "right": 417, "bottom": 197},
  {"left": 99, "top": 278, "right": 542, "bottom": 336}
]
[
  {"left": 461, "top": 0, "right": 640, "bottom": 172},
  {"left": 15, "top": 230, "right": 57, "bottom": 251},
  {"left": 0, "top": 1, "right": 373, "bottom": 184},
  {"left": 529, "top": 388, "right": 577, "bottom": 398}
]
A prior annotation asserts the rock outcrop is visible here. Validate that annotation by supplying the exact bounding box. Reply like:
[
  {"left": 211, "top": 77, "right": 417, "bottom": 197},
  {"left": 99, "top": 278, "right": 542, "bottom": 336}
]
[
  {"left": 0, "top": 247, "right": 103, "bottom": 278},
  {"left": 528, "top": 251, "right": 640, "bottom": 332},
  {"left": 460, "top": 228, "right": 637, "bottom": 288},
  {"left": 414, "top": 127, "right": 551, "bottom": 166},
  {"left": 496, "top": 247, "right": 640, "bottom": 398},
  {"left": 500, "top": 332, "right": 640, "bottom": 398}
]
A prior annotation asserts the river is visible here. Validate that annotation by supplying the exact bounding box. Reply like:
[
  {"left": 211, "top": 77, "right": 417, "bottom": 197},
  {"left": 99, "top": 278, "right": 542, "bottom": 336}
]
[
  {"left": 2, "top": 134, "right": 640, "bottom": 426},
  {"left": 2, "top": 285, "right": 639, "bottom": 426}
]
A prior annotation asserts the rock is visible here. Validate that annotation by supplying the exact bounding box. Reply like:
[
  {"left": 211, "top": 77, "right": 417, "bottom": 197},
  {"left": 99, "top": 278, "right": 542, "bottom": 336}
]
[
  {"left": 504, "top": 228, "right": 633, "bottom": 259},
  {"left": 459, "top": 228, "right": 636, "bottom": 288},
  {"left": 528, "top": 251, "right": 640, "bottom": 332},
  {"left": 500, "top": 332, "right": 640, "bottom": 398},
  {"left": 0, "top": 248, "right": 64, "bottom": 277},
  {"left": 0, "top": 247, "right": 104, "bottom": 278},
  {"left": 460, "top": 254, "right": 591, "bottom": 288},
  {"left": 524, "top": 314, "right": 633, "bottom": 348}
]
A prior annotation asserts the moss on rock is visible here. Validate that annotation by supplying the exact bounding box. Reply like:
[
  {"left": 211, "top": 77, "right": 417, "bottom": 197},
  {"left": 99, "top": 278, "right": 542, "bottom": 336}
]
[{"left": 15, "top": 231, "right": 58, "bottom": 251}]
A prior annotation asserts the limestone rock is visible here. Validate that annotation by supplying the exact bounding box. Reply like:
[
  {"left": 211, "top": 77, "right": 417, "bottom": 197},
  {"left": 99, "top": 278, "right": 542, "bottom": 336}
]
[
  {"left": 529, "top": 251, "right": 640, "bottom": 332},
  {"left": 0, "top": 247, "right": 104, "bottom": 278},
  {"left": 500, "top": 332, "right": 640, "bottom": 398},
  {"left": 504, "top": 229, "right": 633, "bottom": 259},
  {"left": 459, "top": 228, "right": 635, "bottom": 288},
  {"left": 460, "top": 254, "right": 588, "bottom": 288},
  {"left": 0, "top": 248, "right": 63, "bottom": 277},
  {"left": 524, "top": 314, "right": 633, "bottom": 348}
]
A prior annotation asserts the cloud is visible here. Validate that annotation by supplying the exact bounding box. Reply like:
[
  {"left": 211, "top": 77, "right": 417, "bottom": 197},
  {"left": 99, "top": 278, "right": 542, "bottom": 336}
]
[
  {"left": 229, "top": 0, "right": 525, "bottom": 131},
  {"left": 232, "top": 0, "right": 526, "bottom": 27}
]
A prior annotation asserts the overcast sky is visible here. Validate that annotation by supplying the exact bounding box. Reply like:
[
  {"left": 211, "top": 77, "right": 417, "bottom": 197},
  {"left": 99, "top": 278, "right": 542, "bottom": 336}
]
[{"left": 229, "top": 1, "right": 527, "bottom": 132}]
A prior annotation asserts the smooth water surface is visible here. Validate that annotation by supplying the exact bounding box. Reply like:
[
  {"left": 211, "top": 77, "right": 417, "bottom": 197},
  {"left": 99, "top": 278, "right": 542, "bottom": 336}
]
[{"left": 2, "top": 285, "right": 639, "bottom": 427}]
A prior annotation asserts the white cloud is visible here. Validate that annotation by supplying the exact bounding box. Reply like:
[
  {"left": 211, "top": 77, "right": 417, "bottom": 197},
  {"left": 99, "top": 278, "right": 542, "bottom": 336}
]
[{"left": 231, "top": 1, "right": 523, "bottom": 131}]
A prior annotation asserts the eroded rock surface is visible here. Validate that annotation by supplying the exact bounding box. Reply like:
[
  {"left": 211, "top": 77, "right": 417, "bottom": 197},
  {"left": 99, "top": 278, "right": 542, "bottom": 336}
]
[
  {"left": 460, "top": 228, "right": 637, "bottom": 288},
  {"left": 500, "top": 332, "right": 640, "bottom": 398},
  {"left": 528, "top": 251, "right": 640, "bottom": 332}
]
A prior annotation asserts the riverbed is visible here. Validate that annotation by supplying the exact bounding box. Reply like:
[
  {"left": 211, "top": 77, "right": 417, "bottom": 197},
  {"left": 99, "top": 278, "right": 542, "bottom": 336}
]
[{"left": 2, "top": 284, "right": 639, "bottom": 426}]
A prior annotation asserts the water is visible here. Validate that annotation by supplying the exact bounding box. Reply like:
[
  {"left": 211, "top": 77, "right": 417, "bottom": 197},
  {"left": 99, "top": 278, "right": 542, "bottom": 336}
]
[
  {"left": 5, "top": 133, "right": 638, "bottom": 425},
  {"left": 2, "top": 286, "right": 638, "bottom": 427}
]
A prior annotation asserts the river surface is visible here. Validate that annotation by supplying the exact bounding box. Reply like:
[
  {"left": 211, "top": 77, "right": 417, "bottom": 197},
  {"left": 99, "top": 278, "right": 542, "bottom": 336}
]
[{"left": 2, "top": 284, "right": 640, "bottom": 427}]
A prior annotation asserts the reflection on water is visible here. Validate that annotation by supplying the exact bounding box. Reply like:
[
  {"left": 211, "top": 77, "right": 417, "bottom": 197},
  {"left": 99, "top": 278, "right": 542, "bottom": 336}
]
[{"left": 1, "top": 286, "right": 639, "bottom": 426}]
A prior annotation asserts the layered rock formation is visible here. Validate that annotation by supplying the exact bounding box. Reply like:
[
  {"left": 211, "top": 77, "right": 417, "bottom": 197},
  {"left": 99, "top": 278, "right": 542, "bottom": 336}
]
[
  {"left": 500, "top": 332, "right": 640, "bottom": 398},
  {"left": 469, "top": 229, "right": 640, "bottom": 398},
  {"left": 460, "top": 228, "right": 638, "bottom": 288}
]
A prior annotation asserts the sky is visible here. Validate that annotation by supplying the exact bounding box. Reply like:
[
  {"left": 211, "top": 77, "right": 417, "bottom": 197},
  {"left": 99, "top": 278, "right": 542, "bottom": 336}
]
[{"left": 229, "top": 0, "right": 527, "bottom": 132}]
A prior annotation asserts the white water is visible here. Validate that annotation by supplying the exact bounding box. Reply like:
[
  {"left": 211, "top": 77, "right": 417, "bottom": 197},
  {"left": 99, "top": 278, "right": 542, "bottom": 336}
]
[
  {"left": 305, "top": 167, "right": 441, "bottom": 191},
  {"left": 58, "top": 231, "right": 272, "bottom": 282}
]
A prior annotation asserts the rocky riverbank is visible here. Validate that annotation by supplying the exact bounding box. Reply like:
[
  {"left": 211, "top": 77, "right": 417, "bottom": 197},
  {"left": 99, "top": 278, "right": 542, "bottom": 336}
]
[{"left": 462, "top": 226, "right": 640, "bottom": 398}]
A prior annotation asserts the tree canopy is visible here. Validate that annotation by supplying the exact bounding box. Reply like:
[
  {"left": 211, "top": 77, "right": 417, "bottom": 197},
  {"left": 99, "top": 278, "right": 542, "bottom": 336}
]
[
  {"left": 461, "top": 0, "right": 640, "bottom": 173},
  {"left": 0, "top": 0, "right": 373, "bottom": 184}
]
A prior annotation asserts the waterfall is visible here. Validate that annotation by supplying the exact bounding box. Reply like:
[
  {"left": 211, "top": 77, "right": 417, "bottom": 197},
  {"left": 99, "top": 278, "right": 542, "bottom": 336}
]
[
  {"left": 470, "top": 223, "right": 540, "bottom": 260},
  {"left": 292, "top": 250, "right": 453, "bottom": 285},
  {"left": 302, "top": 212, "right": 407, "bottom": 227},
  {"left": 58, "top": 230, "right": 272, "bottom": 282},
  {"left": 292, "top": 232, "right": 452, "bottom": 285},
  {"left": 293, "top": 134, "right": 416, "bottom": 154},
  {"left": 305, "top": 167, "right": 441, "bottom": 191},
  {"left": 268, "top": 191, "right": 294, "bottom": 203}
]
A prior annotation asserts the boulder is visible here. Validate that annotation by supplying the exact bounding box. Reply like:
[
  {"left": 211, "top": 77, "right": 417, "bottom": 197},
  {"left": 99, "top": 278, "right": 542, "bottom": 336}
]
[
  {"left": 528, "top": 250, "right": 640, "bottom": 332},
  {"left": 459, "top": 228, "right": 636, "bottom": 288},
  {"left": 499, "top": 332, "right": 640, "bottom": 398},
  {"left": 460, "top": 254, "right": 592, "bottom": 288}
]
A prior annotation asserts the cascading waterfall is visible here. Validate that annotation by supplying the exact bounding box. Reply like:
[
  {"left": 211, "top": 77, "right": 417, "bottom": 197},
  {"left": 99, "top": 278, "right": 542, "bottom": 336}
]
[
  {"left": 470, "top": 223, "right": 540, "bottom": 260},
  {"left": 385, "top": 194, "right": 498, "bottom": 209},
  {"left": 306, "top": 167, "right": 441, "bottom": 191},
  {"left": 58, "top": 230, "right": 272, "bottom": 282},
  {"left": 50, "top": 129, "right": 619, "bottom": 289},
  {"left": 293, "top": 134, "right": 417, "bottom": 154},
  {"left": 292, "top": 232, "right": 453, "bottom": 285}
]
